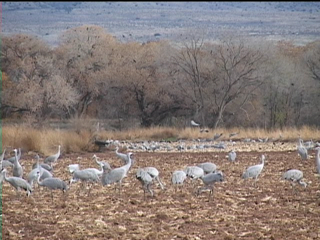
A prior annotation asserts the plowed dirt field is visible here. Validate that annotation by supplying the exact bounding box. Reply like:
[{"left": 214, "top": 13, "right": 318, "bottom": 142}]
[{"left": 3, "top": 143, "right": 320, "bottom": 240}]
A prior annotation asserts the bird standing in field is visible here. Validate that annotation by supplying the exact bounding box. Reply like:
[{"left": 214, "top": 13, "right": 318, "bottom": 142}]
[
  {"left": 101, "top": 152, "right": 134, "bottom": 195},
  {"left": 44, "top": 145, "right": 61, "bottom": 166},
  {"left": 136, "top": 168, "right": 154, "bottom": 199},
  {"left": 228, "top": 150, "right": 237, "bottom": 162},
  {"left": 68, "top": 164, "right": 101, "bottom": 195},
  {"left": 2, "top": 168, "right": 32, "bottom": 197},
  {"left": 242, "top": 155, "right": 265, "bottom": 186},
  {"left": 196, "top": 171, "right": 224, "bottom": 200},
  {"left": 5, "top": 148, "right": 21, "bottom": 164},
  {"left": 197, "top": 162, "right": 217, "bottom": 175},
  {"left": 32, "top": 154, "right": 53, "bottom": 172},
  {"left": 12, "top": 149, "right": 23, "bottom": 178},
  {"left": 28, "top": 154, "right": 53, "bottom": 187},
  {"left": 36, "top": 171, "right": 68, "bottom": 201},
  {"left": 171, "top": 170, "right": 187, "bottom": 192},
  {"left": 282, "top": 169, "right": 307, "bottom": 194},
  {"left": 142, "top": 166, "right": 165, "bottom": 190},
  {"left": 115, "top": 146, "right": 130, "bottom": 164},
  {"left": 297, "top": 138, "right": 308, "bottom": 160}
]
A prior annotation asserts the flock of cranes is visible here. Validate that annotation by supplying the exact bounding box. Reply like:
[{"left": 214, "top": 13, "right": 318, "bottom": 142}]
[{"left": 1, "top": 137, "right": 319, "bottom": 201}]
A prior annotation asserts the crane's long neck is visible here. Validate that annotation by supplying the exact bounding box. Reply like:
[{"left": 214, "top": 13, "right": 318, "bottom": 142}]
[
  {"left": 37, "top": 173, "right": 43, "bottom": 186},
  {"left": 122, "top": 154, "right": 132, "bottom": 173},
  {"left": 57, "top": 146, "right": 61, "bottom": 157},
  {"left": 1, "top": 149, "right": 6, "bottom": 161},
  {"left": 3, "top": 170, "right": 9, "bottom": 181}
]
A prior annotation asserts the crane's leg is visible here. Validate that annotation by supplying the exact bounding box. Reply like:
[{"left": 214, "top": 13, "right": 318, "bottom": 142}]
[
  {"left": 156, "top": 176, "right": 165, "bottom": 190},
  {"left": 50, "top": 190, "right": 54, "bottom": 203}
]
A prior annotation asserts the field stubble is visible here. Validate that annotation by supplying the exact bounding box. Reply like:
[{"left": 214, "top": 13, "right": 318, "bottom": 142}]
[{"left": 2, "top": 145, "right": 320, "bottom": 240}]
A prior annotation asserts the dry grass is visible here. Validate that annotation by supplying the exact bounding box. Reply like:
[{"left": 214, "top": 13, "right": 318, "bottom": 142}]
[{"left": 2, "top": 124, "right": 320, "bottom": 154}]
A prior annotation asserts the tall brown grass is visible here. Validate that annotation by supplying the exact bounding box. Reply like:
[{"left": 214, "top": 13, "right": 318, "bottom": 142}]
[{"left": 2, "top": 124, "right": 320, "bottom": 154}]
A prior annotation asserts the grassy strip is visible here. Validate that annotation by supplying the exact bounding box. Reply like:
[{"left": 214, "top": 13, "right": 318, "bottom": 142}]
[{"left": 2, "top": 125, "right": 320, "bottom": 154}]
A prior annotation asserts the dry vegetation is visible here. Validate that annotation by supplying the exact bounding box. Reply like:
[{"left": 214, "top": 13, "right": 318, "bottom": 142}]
[{"left": 2, "top": 124, "right": 320, "bottom": 154}]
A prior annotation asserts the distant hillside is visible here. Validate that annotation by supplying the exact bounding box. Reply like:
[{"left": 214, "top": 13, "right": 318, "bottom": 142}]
[{"left": 2, "top": 2, "right": 320, "bottom": 46}]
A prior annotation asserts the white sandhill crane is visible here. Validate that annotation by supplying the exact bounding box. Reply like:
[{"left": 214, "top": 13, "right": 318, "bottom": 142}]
[
  {"left": 28, "top": 155, "right": 53, "bottom": 187},
  {"left": 5, "top": 148, "right": 21, "bottom": 164},
  {"left": 142, "top": 166, "right": 165, "bottom": 190},
  {"left": 92, "top": 154, "right": 111, "bottom": 171},
  {"left": 68, "top": 164, "right": 101, "bottom": 194},
  {"left": 171, "top": 170, "right": 187, "bottom": 192},
  {"left": 115, "top": 146, "right": 130, "bottom": 164},
  {"left": 44, "top": 145, "right": 61, "bottom": 166},
  {"left": 196, "top": 171, "right": 224, "bottom": 199},
  {"left": 2, "top": 168, "right": 32, "bottom": 197},
  {"left": 228, "top": 150, "right": 237, "bottom": 162},
  {"left": 32, "top": 154, "right": 53, "bottom": 172},
  {"left": 191, "top": 120, "right": 200, "bottom": 127},
  {"left": 36, "top": 171, "right": 68, "bottom": 201},
  {"left": 314, "top": 147, "right": 320, "bottom": 174},
  {"left": 184, "top": 166, "right": 205, "bottom": 180},
  {"left": 2, "top": 159, "right": 14, "bottom": 169},
  {"left": 136, "top": 168, "right": 154, "bottom": 199},
  {"left": 297, "top": 138, "right": 308, "bottom": 160},
  {"left": 282, "top": 169, "right": 307, "bottom": 194},
  {"left": 197, "top": 162, "right": 217, "bottom": 174},
  {"left": 101, "top": 152, "right": 134, "bottom": 195},
  {"left": 242, "top": 155, "right": 265, "bottom": 186},
  {"left": 12, "top": 149, "right": 23, "bottom": 178}
]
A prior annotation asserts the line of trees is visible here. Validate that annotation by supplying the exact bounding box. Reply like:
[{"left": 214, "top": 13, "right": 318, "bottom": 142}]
[{"left": 1, "top": 25, "right": 320, "bottom": 129}]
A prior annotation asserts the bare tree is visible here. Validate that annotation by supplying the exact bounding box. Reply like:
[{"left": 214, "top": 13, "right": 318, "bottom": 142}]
[
  {"left": 171, "top": 36, "right": 208, "bottom": 126},
  {"left": 55, "top": 25, "right": 118, "bottom": 118},
  {"left": 1, "top": 34, "right": 79, "bottom": 119},
  {"left": 109, "top": 40, "right": 183, "bottom": 127}
]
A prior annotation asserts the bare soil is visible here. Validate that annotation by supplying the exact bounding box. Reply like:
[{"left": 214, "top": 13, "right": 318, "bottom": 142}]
[{"left": 2, "top": 145, "right": 320, "bottom": 240}]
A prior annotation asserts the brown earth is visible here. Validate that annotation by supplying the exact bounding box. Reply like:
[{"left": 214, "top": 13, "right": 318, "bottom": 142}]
[{"left": 2, "top": 144, "right": 320, "bottom": 240}]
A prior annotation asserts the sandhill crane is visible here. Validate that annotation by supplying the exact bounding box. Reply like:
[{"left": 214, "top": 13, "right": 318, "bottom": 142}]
[
  {"left": 36, "top": 171, "right": 68, "bottom": 201},
  {"left": 2, "top": 168, "right": 32, "bottom": 197},
  {"left": 184, "top": 165, "right": 205, "bottom": 189},
  {"left": 229, "top": 132, "right": 239, "bottom": 138},
  {"left": 101, "top": 152, "right": 133, "bottom": 195},
  {"left": 136, "top": 168, "right": 153, "bottom": 199},
  {"left": 44, "top": 145, "right": 61, "bottom": 166},
  {"left": 196, "top": 171, "right": 224, "bottom": 199},
  {"left": 191, "top": 120, "right": 200, "bottom": 127},
  {"left": 5, "top": 148, "right": 21, "bottom": 164},
  {"left": 242, "top": 155, "right": 265, "bottom": 186},
  {"left": 32, "top": 154, "right": 53, "bottom": 172},
  {"left": 297, "top": 138, "right": 308, "bottom": 160},
  {"left": 115, "top": 146, "right": 129, "bottom": 164},
  {"left": 28, "top": 155, "right": 53, "bottom": 187},
  {"left": 68, "top": 164, "right": 100, "bottom": 194},
  {"left": 184, "top": 166, "right": 205, "bottom": 180},
  {"left": 213, "top": 133, "right": 223, "bottom": 141},
  {"left": 314, "top": 147, "right": 320, "bottom": 174},
  {"left": 2, "top": 159, "right": 14, "bottom": 169},
  {"left": 12, "top": 149, "right": 23, "bottom": 178},
  {"left": 92, "top": 154, "right": 111, "bottom": 171},
  {"left": 282, "top": 169, "right": 307, "bottom": 194},
  {"left": 142, "top": 166, "right": 165, "bottom": 190},
  {"left": 197, "top": 162, "right": 217, "bottom": 174},
  {"left": 171, "top": 170, "right": 187, "bottom": 192},
  {"left": 228, "top": 150, "right": 237, "bottom": 162}
]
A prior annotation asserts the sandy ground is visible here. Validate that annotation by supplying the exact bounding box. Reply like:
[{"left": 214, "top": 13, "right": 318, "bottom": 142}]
[{"left": 2, "top": 143, "right": 320, "bottom": 240}]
